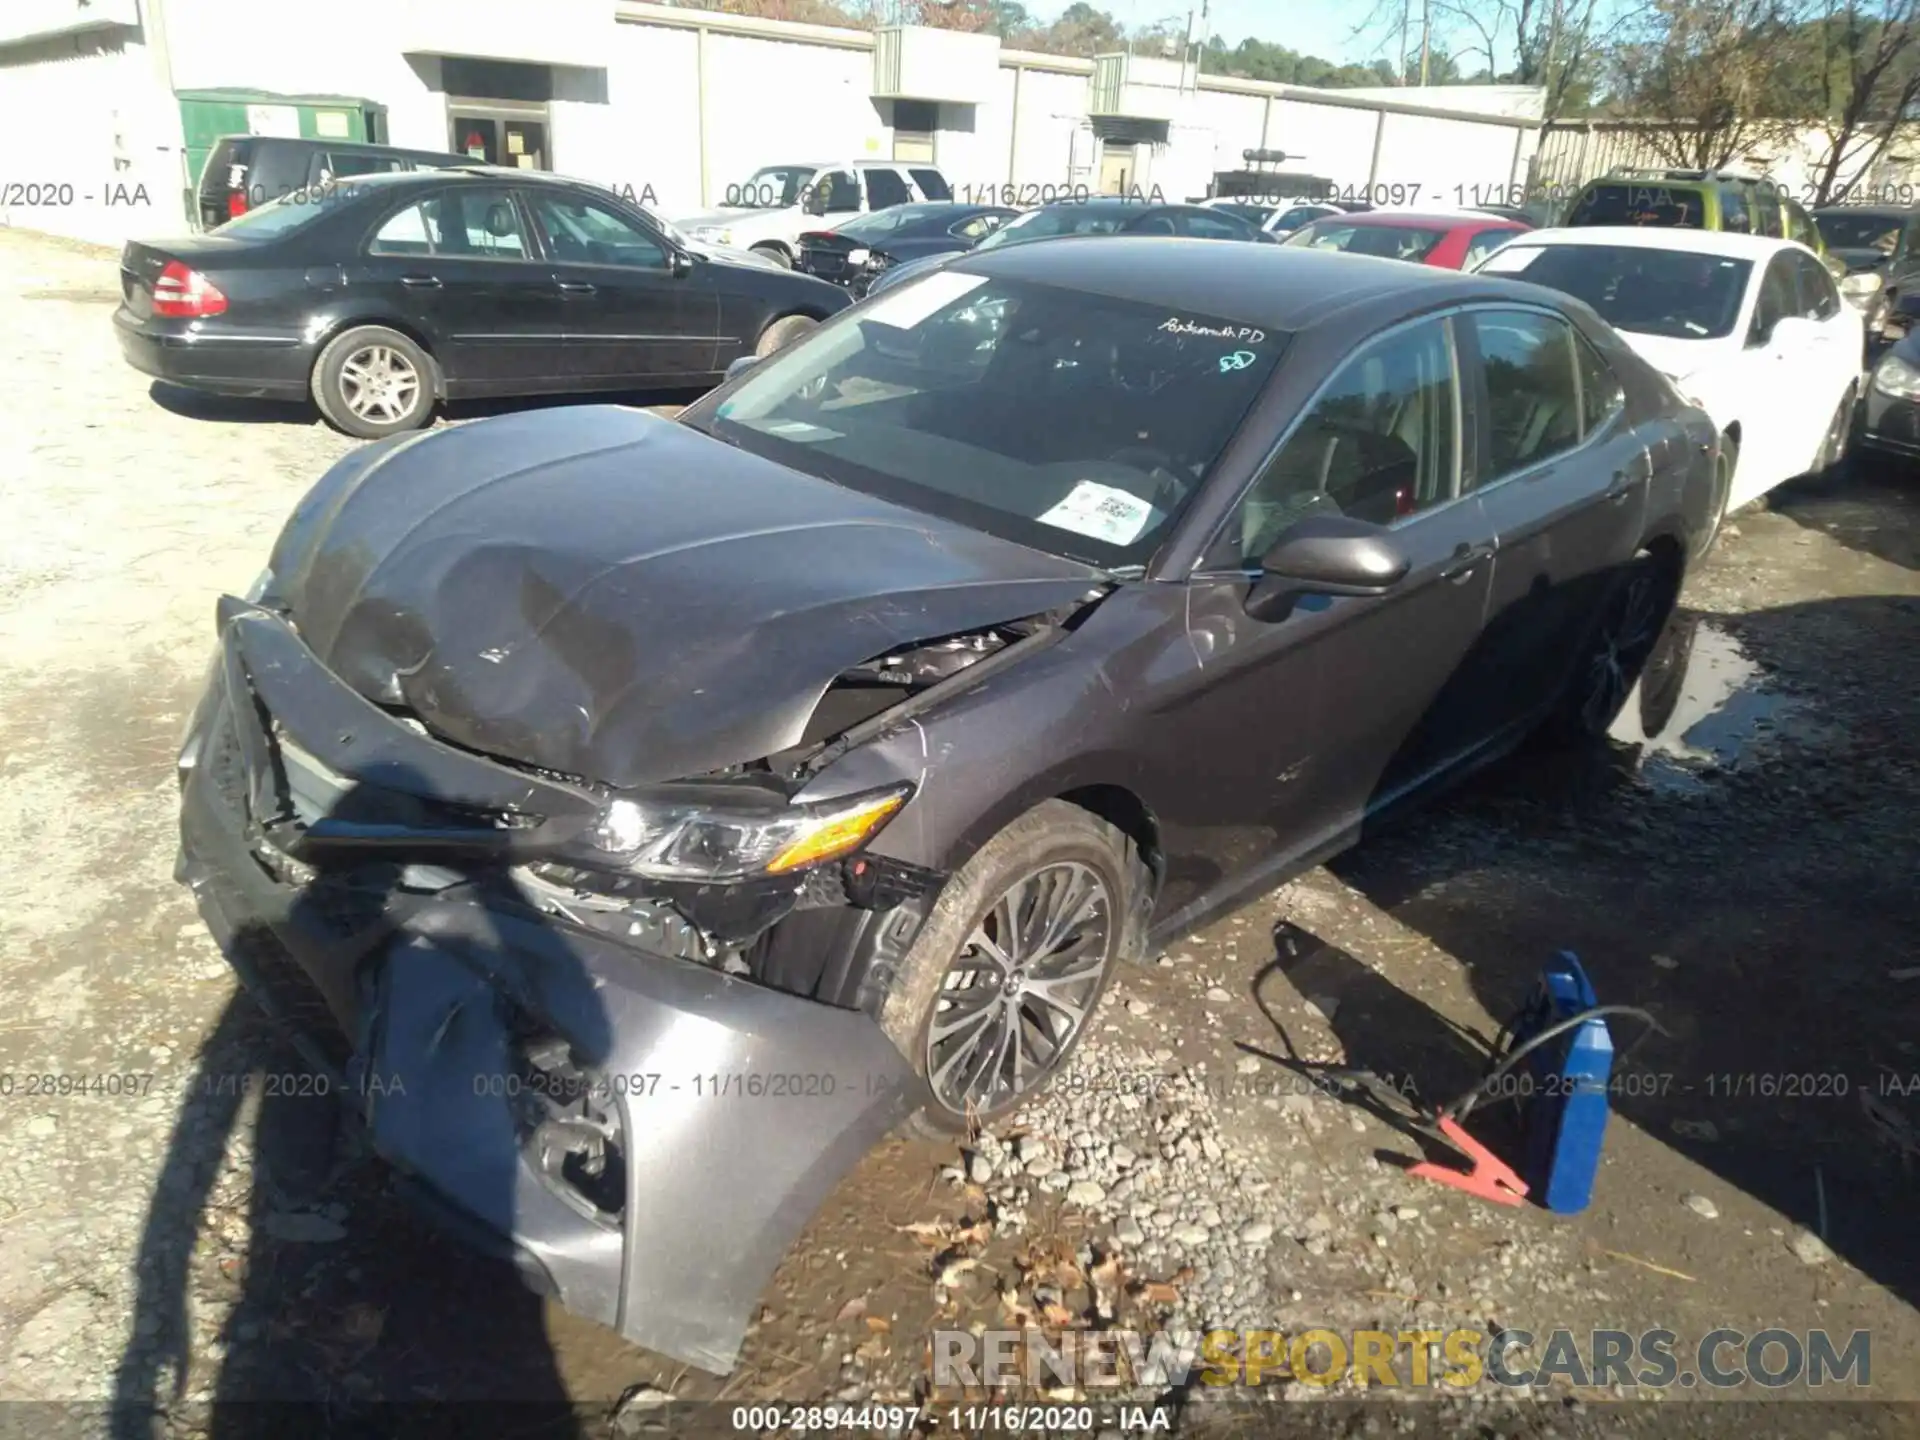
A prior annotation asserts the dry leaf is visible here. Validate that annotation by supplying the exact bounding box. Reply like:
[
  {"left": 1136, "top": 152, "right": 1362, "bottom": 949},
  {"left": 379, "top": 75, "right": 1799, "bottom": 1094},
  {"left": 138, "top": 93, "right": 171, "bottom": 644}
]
[
  {"left": 1133, "top": 1280, "right": 1180, "bottom": 1305},
  {"left": 1041, "top": 1301, "right": 1075, "bottom": 1327},
  {"left": 834, "top": 1295, "right": 868, "bottom": 1324},
  {"left": 856, "top": 1336, "right": 889, "bottom": 1361},
  {"left": 938, "top": 1257, "right": 981, "bottom": 1288},
  {"left": 954, "top": 1218, "right": 995, "bottom": 1247},
  {"left": 896, "top": 1220, "right": 951, "bottom": 1243},
  {"left": 865, "top": 1315, "right": 893, "bottom": 1334}
]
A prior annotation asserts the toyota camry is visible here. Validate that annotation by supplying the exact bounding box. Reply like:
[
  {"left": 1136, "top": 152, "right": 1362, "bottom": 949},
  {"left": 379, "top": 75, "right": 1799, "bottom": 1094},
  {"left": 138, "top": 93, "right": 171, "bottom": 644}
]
[{"left": 174, "top": 238, "right": 1717, "bottom": 1374}]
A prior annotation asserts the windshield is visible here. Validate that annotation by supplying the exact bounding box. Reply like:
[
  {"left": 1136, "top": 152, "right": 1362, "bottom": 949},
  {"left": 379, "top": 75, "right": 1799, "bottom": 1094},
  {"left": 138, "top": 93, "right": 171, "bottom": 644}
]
[
  {"left": 974, "top": 207, "right": 1129, "bottom": 251},
  {"left": 1476, "top": 242, "right": 1753, "bottom": 340},
  {"left": 1282, "top": 220, "right": 1448, "bottom": 261},
  {"left": 690, "top": 271, "right": 1288, "bottom": 567},
  {"left": 1568, "top": 183, "right": 1706, "bottom": 228},
  {"left": 721, "top": 166, "right": 818, "bottom": 210},
  {"left": 1815, "top": 211, "right": 1903, "bottom": 251},
  {"left": 211, "top": 186, "right": 348, "bottom": 239},
  {"left": 834, "top": 203, "right": 949, "bottom": 241}
]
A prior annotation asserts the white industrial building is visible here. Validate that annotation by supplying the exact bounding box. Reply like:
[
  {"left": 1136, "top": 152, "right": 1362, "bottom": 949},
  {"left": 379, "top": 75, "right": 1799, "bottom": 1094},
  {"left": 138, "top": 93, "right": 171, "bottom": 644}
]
[{"left": 0, "top": 0, "right": 1546, "bottom": 248}]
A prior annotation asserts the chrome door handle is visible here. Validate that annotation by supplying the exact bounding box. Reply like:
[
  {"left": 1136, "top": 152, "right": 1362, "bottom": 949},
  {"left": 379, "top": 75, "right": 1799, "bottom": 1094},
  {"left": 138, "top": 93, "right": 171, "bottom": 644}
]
[
  {"left": 399, "top": 274, "right": 441, "bottom": 288},
  {"left": 557, "top": 280, "right": 597, "bottom": 294},
  {"left": 1440, "top": 543, "right": 1492, "bottom": 582}
]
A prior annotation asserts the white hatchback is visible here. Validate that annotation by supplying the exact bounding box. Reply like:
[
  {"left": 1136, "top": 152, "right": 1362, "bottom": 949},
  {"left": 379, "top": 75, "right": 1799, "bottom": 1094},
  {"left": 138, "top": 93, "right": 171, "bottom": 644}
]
[{"left": 1471, "top": 227, "right": 1862, "bottom": 521}]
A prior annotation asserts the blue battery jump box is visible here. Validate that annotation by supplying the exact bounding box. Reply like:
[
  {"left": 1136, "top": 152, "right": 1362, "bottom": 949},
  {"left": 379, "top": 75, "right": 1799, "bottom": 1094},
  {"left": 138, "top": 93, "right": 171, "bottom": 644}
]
[{"left": 1514, "top": 952, "right": 1614, "bottom": 1214}]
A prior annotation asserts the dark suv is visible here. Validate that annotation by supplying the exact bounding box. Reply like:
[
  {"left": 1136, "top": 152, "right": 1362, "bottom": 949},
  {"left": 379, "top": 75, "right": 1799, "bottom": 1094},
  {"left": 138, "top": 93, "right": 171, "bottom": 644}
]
[{"left": 196, "top": 136, "right": 479, "bottom": 230}]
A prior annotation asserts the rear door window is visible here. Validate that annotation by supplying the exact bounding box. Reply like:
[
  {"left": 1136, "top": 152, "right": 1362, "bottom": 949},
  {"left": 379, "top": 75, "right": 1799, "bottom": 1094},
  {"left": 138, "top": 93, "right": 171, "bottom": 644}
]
[
  {"left": 370, "top": 187, "right": 531, "bottom": 259},
  {"left": 1720, "top": 184, "right": 1753, "bottom": 234},
  {"left": 369, "top": 202, "right": 435, "bottom": 256},
  {"left": 1467, "top": 309, "right": 1583, "bottom": 481},
  {"left": 1461, "top": 228, "right": 1514, "bottom": 268},
  {"left": 908, "top": 167, "right": 952, "bottom": 200},
  {"left": 325, "top": 152, "right": 406, "bottom": 180},
  {"left": 1574, "top": 331, "right": 1624, "bottom": 435},
  {"left": 864, "top": 168, "right": 913, "bottom": 210}
]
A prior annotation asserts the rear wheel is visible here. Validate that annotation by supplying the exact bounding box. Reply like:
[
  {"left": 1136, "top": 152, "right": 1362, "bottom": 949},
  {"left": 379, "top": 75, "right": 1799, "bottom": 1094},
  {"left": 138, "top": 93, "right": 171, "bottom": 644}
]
[
  {"left": 750, "top": 243, "right": 793, "bottom": 269},
  {"left": 311, "top": 325, "right": 435, "bottom": 439},
  {"left": 1545, "top": 552, "right": 1679, "bottom": 744},
  {"left": 756, "top": 313, "right": 818, "bottom": 358},
  {"left": 879, "top": 801, "right": 1147, "bottom": 1138}
]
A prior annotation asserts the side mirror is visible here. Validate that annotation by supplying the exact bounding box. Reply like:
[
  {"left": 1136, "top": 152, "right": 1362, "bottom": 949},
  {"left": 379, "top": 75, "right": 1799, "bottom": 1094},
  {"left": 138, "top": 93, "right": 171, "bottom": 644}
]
[
  {"left": 724, "top": 355, "right": 759, "bottom": 383},
  {"left": 803, "top": 185, "right": 828, "bottom": 218},
  {"left": 669, "top": 248, "right": 695, "bottom": 277},
  {"left": 1244, "top": 514, "right": 1411, "bottom": 622},
  {"left": 1768, "top": 314, "right": 1819, "bottom": 348}
]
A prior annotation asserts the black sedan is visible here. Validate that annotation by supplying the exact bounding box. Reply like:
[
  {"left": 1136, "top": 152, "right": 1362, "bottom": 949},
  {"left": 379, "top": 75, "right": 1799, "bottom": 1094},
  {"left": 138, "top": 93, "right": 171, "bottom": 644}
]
[
  {"left": 1813, "top": 205, "right": 1910, "bottom": 336},
  {"left": 174, "top": 238, "right": 1715, "bottom": 1376},
  {"left": 866, "top": 197, "right": 1271, "bottom": 294},
  {"left": 1859, "top": 328, "right": 1920, "bottom": 459},
  {"left": 113, "top": 168, "right": 851, "bottom": 438},
  {"left": 796, "top": 201, "right": 1018, "bottom": 296}
]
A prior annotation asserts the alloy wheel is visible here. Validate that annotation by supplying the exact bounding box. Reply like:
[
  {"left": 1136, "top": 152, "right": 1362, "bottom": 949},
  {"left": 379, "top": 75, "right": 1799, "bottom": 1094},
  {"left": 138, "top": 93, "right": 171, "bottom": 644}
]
[
  {"left": 925, "top": 861, "right": 1113, "bottom": 1115},
  {"left": 339, "top": 345, "right": 422, "bottom": 424},
  {"left": 1817, "top": 389, "right": 1854, "bottom": 473},
  {"left": 1578, "top": 566, "right": 1665, "bottom": 735}
]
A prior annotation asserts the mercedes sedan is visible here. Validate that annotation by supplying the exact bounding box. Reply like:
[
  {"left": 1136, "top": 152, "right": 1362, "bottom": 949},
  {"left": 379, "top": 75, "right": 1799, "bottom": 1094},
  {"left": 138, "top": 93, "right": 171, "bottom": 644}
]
[{"left": 174, "top": 239, "right": 1716, "bottom": 1376}]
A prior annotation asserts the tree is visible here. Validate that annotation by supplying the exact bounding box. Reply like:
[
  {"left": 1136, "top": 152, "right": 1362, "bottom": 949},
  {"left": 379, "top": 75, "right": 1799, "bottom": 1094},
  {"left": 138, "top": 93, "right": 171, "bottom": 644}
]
[
  {"left": 1427, "top": 0, "right": 1614, "bottom": 115},
  {"left": 1606, "top": 0, "right": 1809, "bottom": 166},
  {"left": 1796, "top": 0, "right": 1920, "bottom": 202}
]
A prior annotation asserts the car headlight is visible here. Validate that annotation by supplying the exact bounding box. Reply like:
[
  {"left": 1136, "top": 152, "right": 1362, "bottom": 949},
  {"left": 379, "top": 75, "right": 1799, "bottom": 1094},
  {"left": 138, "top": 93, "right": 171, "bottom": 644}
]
[
  {"left": 846, "top": 247, "right": 870, "bottom": 265},
  {"left": 577, "top": 784, "right": 910, "bottom": 881},
  {"left": 1873, "top": 351, "right": 1920, "bottom": 400},
  {"left": 1842, "top": 270, "right": 1884, "bottom": 298},
  {"left": 695, "top": 226, "right": 732, "bottom": 245}
]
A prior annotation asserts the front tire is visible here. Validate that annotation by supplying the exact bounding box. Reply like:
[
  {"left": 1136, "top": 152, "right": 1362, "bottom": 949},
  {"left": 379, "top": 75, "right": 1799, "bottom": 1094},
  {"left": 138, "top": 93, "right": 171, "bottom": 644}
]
[
  {"left": 750, "top": 243, "right": 793, "bottom": 269},
  {"left": 879, "top": 801, "right": 1147, "bottom": 1138},
  {"left": 1700, "top": 430, "right": 1738, "bottom": 552},
  {"left": 311, "top": 326, "right": 435, "bottom": 439}
]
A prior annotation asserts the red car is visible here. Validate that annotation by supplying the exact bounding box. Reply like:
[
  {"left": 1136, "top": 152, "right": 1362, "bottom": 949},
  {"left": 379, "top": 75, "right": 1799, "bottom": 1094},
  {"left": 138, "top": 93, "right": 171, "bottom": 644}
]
[{"left": 1279, "top": 209, "right": 1529, "bottom": 269}]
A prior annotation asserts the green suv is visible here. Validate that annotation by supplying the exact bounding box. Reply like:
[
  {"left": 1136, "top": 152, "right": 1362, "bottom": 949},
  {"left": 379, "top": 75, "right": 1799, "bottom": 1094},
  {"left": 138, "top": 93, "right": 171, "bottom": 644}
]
[{"left": 1564, "top": 168, "right": 1842, "bottom": 274}]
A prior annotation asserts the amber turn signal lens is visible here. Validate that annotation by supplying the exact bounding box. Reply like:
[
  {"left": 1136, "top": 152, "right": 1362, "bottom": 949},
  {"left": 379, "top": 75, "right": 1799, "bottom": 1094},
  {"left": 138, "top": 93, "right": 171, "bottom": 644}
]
[{"left": 765, "top": 791, "right": 907, "bottom": 874}]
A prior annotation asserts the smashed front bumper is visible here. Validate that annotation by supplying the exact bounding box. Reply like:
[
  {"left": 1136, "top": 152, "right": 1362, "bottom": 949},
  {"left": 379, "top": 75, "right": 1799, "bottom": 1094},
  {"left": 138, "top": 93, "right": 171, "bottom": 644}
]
[{"left": 174, "top": 601, "right": 917, "bottom": 1374}]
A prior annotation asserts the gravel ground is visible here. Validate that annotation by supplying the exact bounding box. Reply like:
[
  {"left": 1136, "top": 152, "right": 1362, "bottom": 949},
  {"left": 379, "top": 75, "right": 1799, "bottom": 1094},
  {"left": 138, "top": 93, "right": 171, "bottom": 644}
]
[{"left": 1, "top": 225, "right": 1916, "bottom": 1438}]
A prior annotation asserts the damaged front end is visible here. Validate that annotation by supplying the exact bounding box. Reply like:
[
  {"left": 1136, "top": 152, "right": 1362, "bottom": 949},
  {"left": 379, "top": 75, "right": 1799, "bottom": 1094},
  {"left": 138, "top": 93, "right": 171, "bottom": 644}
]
[{"left": 174, "top": 588, "right": 1089, "bottom": 1373}]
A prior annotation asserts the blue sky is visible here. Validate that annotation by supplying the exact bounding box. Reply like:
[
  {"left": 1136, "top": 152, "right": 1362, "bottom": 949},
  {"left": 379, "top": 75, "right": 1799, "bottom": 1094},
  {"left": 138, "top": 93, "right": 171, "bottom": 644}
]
[{"left": 1080, "top": 0, "right": 1402, "bottom": 66}]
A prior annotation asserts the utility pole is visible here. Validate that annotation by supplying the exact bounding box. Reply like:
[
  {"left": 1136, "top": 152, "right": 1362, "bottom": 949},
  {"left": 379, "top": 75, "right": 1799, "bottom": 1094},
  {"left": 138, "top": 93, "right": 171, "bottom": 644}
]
[
  {"left": 1418, "top": 0, "right": 1431, "bottom": 85},
  {"left": 1399, "top": 0, "right": 1411, "bottom": 83}
]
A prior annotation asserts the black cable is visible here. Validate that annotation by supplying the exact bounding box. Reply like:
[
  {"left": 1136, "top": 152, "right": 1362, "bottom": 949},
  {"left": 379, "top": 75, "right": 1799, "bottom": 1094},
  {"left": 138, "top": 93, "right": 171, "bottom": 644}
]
[{"left": 1446, "top": 1003, "right": 1663, "bottom": 1121}]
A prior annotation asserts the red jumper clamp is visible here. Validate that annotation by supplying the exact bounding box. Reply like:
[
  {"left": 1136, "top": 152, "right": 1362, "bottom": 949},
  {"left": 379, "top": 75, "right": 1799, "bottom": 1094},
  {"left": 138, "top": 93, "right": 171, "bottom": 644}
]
[{"left": 1409, "top": 1113, "right": 1530, "bottom": 1206}]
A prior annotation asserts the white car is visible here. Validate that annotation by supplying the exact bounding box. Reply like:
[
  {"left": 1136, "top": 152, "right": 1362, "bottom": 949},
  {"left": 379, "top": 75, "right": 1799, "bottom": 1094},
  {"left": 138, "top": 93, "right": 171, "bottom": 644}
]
[
  {"left": 672, "top": 161, "right": 952, "bottom": 268},
  {"left": 1472, "top": 228, "right": 1862, "bottom": 523}
]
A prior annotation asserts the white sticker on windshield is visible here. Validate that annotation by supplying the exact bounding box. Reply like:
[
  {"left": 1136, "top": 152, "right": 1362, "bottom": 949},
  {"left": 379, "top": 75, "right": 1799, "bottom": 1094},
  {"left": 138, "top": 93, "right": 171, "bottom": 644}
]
[
  {"left": 758, "top": 419, "right": 843, "bottom": 442},
  {"left": 1474, "top": 245, "right": 1540, "bottom": 274},
  {"left": 1037, "top": 481, "right": 1160, "bottom": 546},
  {"left": 860, "top": 270, "right": 989, "bottom": 329}
]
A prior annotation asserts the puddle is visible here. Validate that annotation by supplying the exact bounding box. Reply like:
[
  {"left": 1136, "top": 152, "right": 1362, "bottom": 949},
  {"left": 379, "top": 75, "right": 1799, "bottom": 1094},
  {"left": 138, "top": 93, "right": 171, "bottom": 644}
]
[{"left": 1609, "top": 618, "right": 1805, "bottom": 791}]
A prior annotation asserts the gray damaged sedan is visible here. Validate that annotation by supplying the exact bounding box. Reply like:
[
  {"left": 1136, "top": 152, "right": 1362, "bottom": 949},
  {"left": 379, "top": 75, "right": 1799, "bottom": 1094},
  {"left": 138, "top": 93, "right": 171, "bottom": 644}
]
[{"left": 175, "top": 238, "right": 1719, "bottom": 1371}]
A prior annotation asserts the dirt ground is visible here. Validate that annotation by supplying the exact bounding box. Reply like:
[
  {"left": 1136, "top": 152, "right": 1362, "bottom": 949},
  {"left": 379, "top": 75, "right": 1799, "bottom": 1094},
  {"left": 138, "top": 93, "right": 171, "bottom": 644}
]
[{"left": 1, "top": 225, "right": 1916, "bottom": 1439}]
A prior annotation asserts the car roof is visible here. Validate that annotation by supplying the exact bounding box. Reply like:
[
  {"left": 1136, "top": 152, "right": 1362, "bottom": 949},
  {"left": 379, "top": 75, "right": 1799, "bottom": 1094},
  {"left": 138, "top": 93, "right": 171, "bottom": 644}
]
[
  {"left": 1504, "top": 226, "right": 1800, "bottom": 259},
  {"left": 953, "top": 235, "right": 1527, "bottom": 331},
  {"left": 1311, "top": 210, "right": 1519, "bottom": 229}
]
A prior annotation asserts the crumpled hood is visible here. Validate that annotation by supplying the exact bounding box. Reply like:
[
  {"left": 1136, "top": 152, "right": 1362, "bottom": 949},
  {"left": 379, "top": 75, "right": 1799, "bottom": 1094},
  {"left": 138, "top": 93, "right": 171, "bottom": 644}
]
[{"left": 268, "top": 407, "right": 1102, "bottom": 788}]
